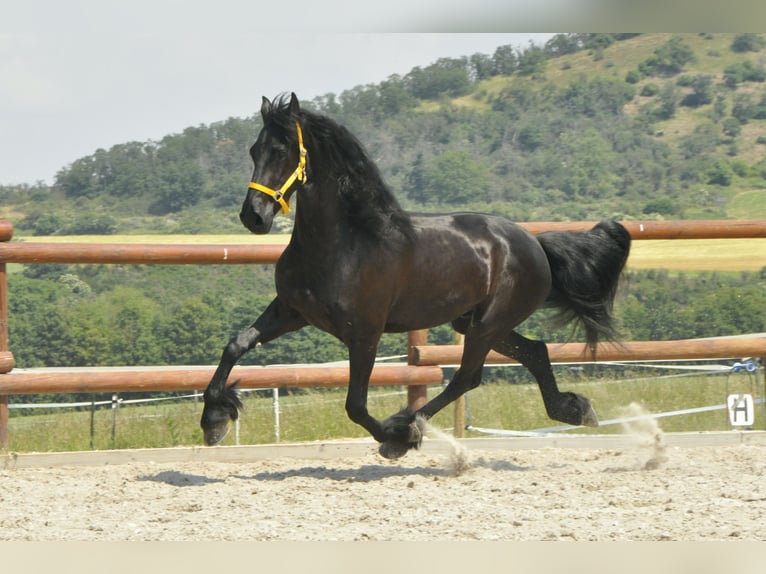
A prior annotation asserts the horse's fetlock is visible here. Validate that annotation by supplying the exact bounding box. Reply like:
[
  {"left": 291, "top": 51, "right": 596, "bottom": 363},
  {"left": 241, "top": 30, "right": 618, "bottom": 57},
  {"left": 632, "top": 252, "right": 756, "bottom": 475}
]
[{"left": 345, "top": 404, "right": 368, "bottom": 425}]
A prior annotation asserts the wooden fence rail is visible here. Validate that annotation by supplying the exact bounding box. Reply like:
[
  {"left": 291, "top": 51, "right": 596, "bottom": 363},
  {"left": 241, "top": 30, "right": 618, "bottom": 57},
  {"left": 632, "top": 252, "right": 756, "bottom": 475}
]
[
  {"left": 2, "top": 219, "right": 766, "bottom": 267},
  {"left": 2, "top": 218, "right": 766, "bottom": 449},
  {"left": 411, "top": 337, "right": 766, "bottom": 366},
  {"left": 0, "top": 364, "right": 444, "bottom": 395}
]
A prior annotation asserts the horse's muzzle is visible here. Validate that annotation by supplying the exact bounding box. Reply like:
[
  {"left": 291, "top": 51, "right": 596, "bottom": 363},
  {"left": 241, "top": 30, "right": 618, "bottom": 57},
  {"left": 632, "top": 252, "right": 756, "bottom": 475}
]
[
  {"left": 240, "top": 207, "right": 272, "bottom": 234},
  {"left": 240, "top": 193, "right": 274, "bottom": 234}
]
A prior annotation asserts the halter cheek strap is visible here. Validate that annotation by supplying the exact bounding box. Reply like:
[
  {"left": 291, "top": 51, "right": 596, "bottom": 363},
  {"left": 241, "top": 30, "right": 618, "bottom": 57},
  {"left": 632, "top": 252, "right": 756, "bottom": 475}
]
[{"left": 248, "top": 121, "right": 307, "bottom": 215}]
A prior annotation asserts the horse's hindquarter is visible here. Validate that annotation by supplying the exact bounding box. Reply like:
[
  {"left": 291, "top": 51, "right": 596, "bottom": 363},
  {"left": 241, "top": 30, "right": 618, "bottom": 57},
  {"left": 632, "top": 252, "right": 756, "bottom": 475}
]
[{"left": 385, "top": 214, "right": 552, "bottom": 332}]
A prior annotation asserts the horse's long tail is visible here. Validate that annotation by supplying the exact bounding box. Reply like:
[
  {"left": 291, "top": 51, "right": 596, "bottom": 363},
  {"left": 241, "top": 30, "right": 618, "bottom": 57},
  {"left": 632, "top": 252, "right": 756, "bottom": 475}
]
[{"left": 537, "top": 220, "right": 631, "bottom": 348}]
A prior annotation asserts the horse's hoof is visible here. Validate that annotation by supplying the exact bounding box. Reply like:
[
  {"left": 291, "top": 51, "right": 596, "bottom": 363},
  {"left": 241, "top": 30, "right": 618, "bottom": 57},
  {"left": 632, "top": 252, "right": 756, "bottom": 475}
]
[
  {"left": 378, "top": 415, "right": 427, "bottom": 459},
  {"left": 581, "top": 404, "right": 599, "bottom": 428},
  {"left": 379, "top": 440, "right": 411, "bottom": 459},
  {"left": 202, "top": 423, "right": 229, "bottom": 446}
]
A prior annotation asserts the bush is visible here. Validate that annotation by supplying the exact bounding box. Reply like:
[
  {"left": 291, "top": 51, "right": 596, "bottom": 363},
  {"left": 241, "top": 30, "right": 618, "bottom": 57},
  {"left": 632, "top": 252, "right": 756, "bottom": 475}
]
[
  {"left": 625, "top": 69, "right": 642, "bottom": 84},
  {"left": 706, "top": 159, "right": 734, "bottom": 186},
  {"left": 639, "top": 36, "right": 696, "bottom": 77},
  {"left": 640, "top": 83, "right": 659, "bottom": 97},
  {"left": 723, "top": 60, "right": 766, "bottom": 88},
  {"left": 62, "top": 213, "right": 118, "bottom": 235},
  {"left": 722, "top": 117, "right": 741, "bottom": 139},
  {"left": 642, "top": 197, "right": 677, "bottom": 216},
  {"left": 731, "top": 33, "right": 766, "bottom": 53}
]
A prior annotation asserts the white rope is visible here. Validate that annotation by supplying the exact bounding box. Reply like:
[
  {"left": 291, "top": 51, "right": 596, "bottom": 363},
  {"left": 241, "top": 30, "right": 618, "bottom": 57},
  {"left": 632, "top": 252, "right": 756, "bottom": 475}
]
[{"left": 467, "top": 398, "right": 765, "bottom": 437}]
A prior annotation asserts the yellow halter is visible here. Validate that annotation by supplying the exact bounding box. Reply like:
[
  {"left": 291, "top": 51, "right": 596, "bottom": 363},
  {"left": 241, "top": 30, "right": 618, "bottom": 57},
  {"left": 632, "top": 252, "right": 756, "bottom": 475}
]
[{"left": 248, "top": 121, "right": 308, "bottom": 214}]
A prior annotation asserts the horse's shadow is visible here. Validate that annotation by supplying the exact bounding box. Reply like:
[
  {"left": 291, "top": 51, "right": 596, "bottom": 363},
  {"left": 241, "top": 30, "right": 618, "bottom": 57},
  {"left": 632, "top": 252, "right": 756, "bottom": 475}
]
[
  {"left": 232, "top": 457, "right": 529, "bottom": 483},
  {"left": 138, "top": 470, "right": 226, "bottom": 487},
  {"left": 138, "top": 457, "right": 529, "bottom": 486}
]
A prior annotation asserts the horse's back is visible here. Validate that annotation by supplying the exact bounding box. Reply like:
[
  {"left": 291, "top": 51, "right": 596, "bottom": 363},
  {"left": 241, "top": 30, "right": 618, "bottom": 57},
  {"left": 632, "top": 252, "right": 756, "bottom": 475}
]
[
  {"left": 381, "top": 212, "right": 551, "bottom": 331},
  {"left": 411, "top": 212, "right": 548, "bottom": 273}
]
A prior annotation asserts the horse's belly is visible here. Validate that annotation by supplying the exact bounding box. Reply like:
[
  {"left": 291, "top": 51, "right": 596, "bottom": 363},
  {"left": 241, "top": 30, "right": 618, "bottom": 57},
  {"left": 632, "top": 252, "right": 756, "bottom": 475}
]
[{"left": 384, "top": 288, "right": 480, "bottom": 332}]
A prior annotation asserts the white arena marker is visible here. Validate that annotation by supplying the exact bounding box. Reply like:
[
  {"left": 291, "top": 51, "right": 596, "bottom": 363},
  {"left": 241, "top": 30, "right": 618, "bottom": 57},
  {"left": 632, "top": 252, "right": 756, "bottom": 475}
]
[{"left": 727, "top": 393, "right": 754, "bottom": 427}]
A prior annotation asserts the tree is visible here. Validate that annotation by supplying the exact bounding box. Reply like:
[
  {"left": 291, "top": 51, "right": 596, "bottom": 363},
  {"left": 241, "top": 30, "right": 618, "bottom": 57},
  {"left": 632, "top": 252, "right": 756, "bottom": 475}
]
[
  {"left": 516, "top": 123, "right": 546, "bottom": 152},
  {"left": 642, "top": 197, "right": 677, "bottom": 216},
  {"left": 680, "top": 75, "right": 714, "bottom": 107},
  {"left": 639, "top": 36, "right": 696, "bottom": 77},
  {"left": 150, "top": 161, "right": 205, "bottom": 214},
  {"left": 723, "top": 60, "right": 766, "bottom": 88},
  {"left": 405, "top": 58, "right": 471, "bottom": 100},
  {"left": 404, "top": 153, "right": 427, "bottom": 202},
  {"left": 491, "top": 45, "right": 517, "bottom": 76},
  {"left": 517, "top": 45, "right": 548, "bottom": 77},
  {"left": 679, "top": 122, "right": 720, "bottom": 159},
  {"left": 469, "top": 53, "right": 494, "bottom": 81},
  {"left": 544, "top": 34, "right": 583, "bottom": 56},
  {"left": 707, "top": 159, "right": 734, "bottom": 186},
  {"left": 156, "top": 297, "right": 226, "bottom": 365},
  {"left": 104, "top": 288, "right": 163, "bottom": 365},
  {"left": 422, "top": 150, "right": 490, "bottom": 205},
  {"left": 655, "top": 83, "right": 678, "bottom": 119},
  {"left": 732, "top": 93, "right": 756, "bottom": 123},
  {"left": 556, "top": 128, "right": 619, "bottom": 199},
  {"left": 377, "top": 75, "right": 417, "bottom": 115},
  {"left": 558, "top": 75, "right": 635, "bottom": 117},
  {"left": 722, "top": 117, "right": 742, "bottom": 139}
]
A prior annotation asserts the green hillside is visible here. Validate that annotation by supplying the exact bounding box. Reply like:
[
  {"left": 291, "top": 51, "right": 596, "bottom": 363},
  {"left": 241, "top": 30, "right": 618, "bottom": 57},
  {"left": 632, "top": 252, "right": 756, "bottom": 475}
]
[{"left": 3, "top": 33, "right": 766, "bottom": 236}]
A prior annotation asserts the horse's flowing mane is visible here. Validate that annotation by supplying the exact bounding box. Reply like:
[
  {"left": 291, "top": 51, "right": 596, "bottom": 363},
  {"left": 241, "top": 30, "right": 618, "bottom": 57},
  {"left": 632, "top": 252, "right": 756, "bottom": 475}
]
[{"left": 264, "top": 95, "right": 414, "bottom": 243}]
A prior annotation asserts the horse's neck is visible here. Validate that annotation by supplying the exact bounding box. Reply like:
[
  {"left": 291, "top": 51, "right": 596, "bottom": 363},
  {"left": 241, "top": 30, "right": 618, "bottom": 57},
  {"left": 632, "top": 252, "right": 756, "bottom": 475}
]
[
  {"left": 288, "top": 162, "right": 411, "bottom": 252},
  {"left": 289, "top": 186, "right": 346, "bottom": 250}
]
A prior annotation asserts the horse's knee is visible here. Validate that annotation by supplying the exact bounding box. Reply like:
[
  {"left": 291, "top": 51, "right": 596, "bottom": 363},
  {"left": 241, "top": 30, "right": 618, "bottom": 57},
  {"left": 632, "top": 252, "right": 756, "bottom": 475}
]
[{"left": 222, "top": 340, "right": 240, "bottom": 361}]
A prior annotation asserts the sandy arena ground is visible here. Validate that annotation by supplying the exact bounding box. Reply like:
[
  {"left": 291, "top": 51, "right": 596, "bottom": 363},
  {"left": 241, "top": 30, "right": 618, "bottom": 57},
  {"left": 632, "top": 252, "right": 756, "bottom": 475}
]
[{"left": 1, "top": 420, "right": 764, "bottom": 542}]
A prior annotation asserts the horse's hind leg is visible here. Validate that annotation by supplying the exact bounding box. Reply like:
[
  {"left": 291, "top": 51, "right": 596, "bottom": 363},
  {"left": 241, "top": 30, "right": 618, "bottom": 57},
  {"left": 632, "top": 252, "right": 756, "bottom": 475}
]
[
  {"left": 418, "top": 336, "right": 489, "bottom": 419},
  {"left": 377, "top": 327, "right": 491, "bottom": 459},
  {"left": 493, "top": 331, "right": 599, "bottom": 427}
]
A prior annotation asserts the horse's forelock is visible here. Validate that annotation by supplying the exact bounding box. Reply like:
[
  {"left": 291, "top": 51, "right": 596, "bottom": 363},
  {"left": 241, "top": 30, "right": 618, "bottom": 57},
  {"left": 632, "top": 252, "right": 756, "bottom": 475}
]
[{"left": 266, "top": 93, "right": 297, "bottom": 123}]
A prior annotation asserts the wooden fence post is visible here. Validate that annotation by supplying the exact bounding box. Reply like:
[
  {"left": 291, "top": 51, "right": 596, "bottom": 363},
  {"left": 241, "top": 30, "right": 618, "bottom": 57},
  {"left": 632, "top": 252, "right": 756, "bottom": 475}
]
[
  {"left": 0, "top": 219, "right": 14, "bottom": 450},
  {"left": 452, "top": 333, "right": 466, "bottom": 438},
  {"left": 407, "top": 330, "right": 429, "bottom": 411}
]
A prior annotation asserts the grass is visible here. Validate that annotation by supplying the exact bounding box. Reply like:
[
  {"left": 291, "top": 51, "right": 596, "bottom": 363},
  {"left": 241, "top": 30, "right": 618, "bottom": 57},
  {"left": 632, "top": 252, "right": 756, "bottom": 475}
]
[
  {"left": 627, "top": 238, "right": 766, "bottom": 271},
  {"left": 6, "top": 368, "right": 763, "bottom": 453},
  {"left": 728, "top": 189, "right": 766, "bottom": 219}
]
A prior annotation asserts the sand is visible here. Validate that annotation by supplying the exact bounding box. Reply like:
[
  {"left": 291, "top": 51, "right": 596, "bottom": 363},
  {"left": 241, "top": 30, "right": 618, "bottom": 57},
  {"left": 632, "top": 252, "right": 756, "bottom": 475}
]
[{"left": 1, "top": 425, "right": 764, "bottom": 541}]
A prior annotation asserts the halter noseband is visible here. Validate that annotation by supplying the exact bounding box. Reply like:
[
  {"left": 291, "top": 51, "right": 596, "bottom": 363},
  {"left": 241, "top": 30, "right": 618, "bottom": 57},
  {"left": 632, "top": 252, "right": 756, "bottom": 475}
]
[{"left": 248, "top": 121, "right": 307, "bottom": 215}]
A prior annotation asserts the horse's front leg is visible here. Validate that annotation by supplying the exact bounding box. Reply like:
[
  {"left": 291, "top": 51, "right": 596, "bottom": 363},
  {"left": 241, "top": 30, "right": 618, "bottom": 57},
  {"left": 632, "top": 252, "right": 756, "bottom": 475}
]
[
  {"left": 342, "top": 335, "right": 421, "bottom": 457},
  {"left": 201, "top": 297, "right": 306, "bottom": 445}
]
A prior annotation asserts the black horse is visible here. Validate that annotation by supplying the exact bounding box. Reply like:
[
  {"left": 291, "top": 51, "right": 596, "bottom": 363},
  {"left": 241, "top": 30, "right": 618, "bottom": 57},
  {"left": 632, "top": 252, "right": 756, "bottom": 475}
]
[{"left": 201, "top": 93, "right": 631, "bottom": 458}]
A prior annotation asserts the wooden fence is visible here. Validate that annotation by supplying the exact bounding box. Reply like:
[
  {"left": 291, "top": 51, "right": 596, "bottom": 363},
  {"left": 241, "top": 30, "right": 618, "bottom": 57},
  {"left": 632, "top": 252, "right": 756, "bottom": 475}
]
[{"left": 1, "top": 218, "right": 766, "bottom": 449}]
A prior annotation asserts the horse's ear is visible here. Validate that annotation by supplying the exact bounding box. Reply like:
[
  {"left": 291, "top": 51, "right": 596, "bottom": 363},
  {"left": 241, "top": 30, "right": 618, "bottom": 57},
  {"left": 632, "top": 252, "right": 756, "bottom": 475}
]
[
  {"left": 260, "top": 96, "right": 271, "bottom": 120},
  {"left": 289, "top": 92, "right": 301, "bottom": 117}
]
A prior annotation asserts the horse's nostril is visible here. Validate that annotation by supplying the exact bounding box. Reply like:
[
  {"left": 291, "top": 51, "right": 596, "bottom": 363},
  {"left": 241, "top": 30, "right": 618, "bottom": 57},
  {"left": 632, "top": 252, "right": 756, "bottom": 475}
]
[
  {"left": 240, "top": 206, "right": 272, "bottom": 234},
  {"left": 240, "top": 209, "right": 263, "bottom": 228}
]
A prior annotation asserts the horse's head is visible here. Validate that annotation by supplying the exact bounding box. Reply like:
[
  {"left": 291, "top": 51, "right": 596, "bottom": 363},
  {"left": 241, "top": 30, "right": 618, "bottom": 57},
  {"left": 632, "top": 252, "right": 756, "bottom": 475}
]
[{"left": 240, "top": 92, "right": 307, "bottom": 234}]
